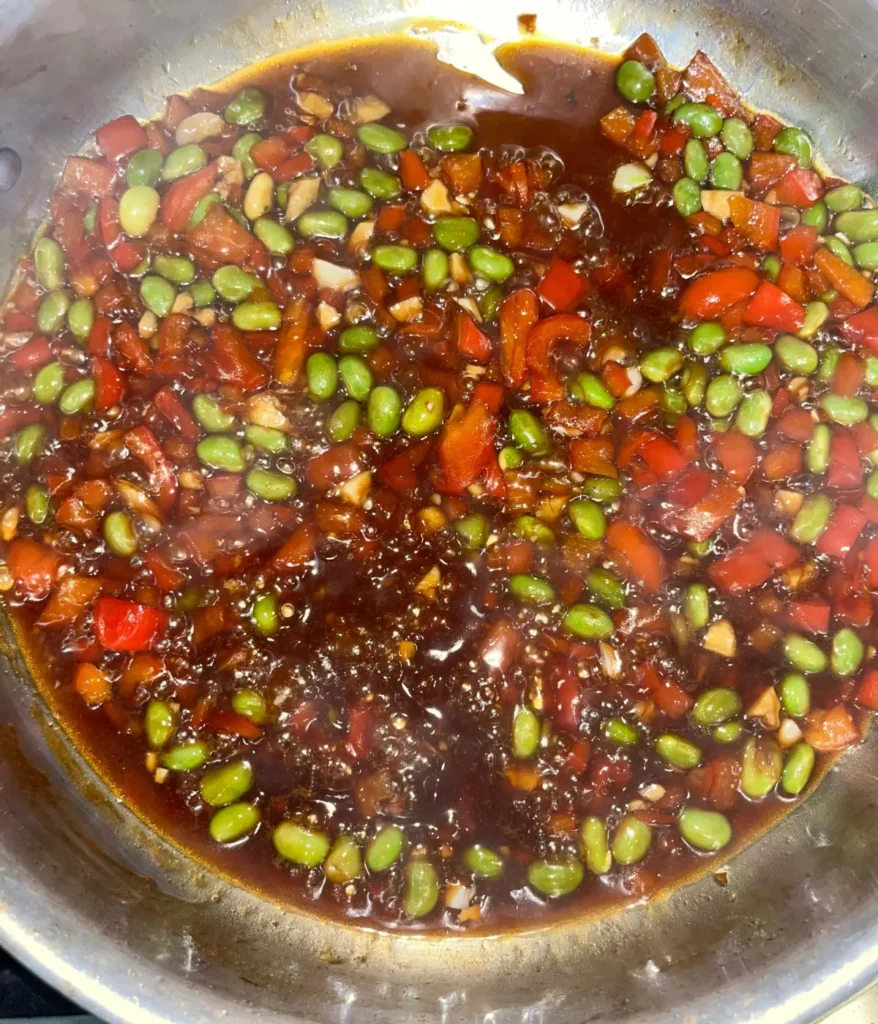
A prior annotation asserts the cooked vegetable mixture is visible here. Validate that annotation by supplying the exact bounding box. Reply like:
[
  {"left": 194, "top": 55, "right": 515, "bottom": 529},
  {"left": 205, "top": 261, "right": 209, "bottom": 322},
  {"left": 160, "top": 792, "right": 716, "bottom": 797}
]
[{"left": 2, "top": 34, "right": 878, "bottom": 930}]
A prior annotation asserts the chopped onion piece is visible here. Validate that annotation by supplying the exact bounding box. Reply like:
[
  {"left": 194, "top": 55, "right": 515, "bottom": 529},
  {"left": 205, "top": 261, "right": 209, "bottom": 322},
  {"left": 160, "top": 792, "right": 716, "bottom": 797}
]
[
  {"left": 612, "top": 163, "right": 652, "bottom": 193},
  {"left": 311, "top": 258, "right": 361, "bottom": 292}
]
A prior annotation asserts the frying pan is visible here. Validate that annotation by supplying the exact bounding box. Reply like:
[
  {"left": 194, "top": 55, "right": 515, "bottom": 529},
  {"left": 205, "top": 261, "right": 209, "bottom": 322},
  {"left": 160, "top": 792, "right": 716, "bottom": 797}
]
[{"left": 1, "top": 1, "right": 878, "bottom": 1021}]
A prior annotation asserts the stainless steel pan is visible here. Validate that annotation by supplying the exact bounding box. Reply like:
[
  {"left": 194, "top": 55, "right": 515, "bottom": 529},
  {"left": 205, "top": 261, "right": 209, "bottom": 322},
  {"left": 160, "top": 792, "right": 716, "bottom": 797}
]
[{"left": 1, "top": 1, "right": 878, "bottom": 1021}]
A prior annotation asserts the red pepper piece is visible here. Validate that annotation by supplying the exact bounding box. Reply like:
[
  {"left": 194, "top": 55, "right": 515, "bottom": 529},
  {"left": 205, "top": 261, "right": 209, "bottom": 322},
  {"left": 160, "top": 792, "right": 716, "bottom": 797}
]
[
  {"left": 606, "top": 521, "right": 666, "bottom": 592},
  {"left": 7, "top": 538, "right": 64, "bottom": 600},
  {"left": 742, "top": 281, "right": 806, "bottom": 332},
  {"left": 828, "top": 430, "right": 863, "bottom": 490},
  {"left": 399, "top": 150, "right": 432, "bottom": 191},
  {"left": 856, "top": 670, "right": 878, "bottom": 710},
  {"left": 95, "top": 114, "right": 149, "bottom": 163},
  {"left": 536, "top": 256, "right": 588, "bottom": 313},
  {"left": 454, "top": 312, "right": 492, "bottom": 362},
  {"left": 499, "top": 288, "right": 538, "bottom": 388},
  {"left": 816, "top": 504, "right": 867, "bottom": 559},
  {"left": 123, "top": 425, "right": 178, "bottom": 512},
  {"left": 679, "top": 266, "right": 760, "bottom": 320},
  {"left": 153, "top": 386, "right": 200, "bottom": 441},
  {"left": 525, "top": 314, "right": 592, "bottom": 402},
  {"left": 93, "top": 356, "right": 126, "bottom": 411},
  {"left": 787, "top": 601, "right": 831, "bottom": 634},
  {"left": 841, "top": 307, "right": 878, "bottom": 354},
  {"left": 10, "top": 336, "right": 52, "bottom": 372},
  {"left": 161, "top": 161, "right": 219, "bottom": 234},
  {"left": 93, "top": 596, "right": 168, "bottom": 652},
  {"left": 58, "top": 156, "right": 117, "bottom": 197},
  {"left": 204, "top": 323, "right": 269, "bottom": 391},
  {"left": 437, "top": 401, "right": 497, "bottom": 494}
]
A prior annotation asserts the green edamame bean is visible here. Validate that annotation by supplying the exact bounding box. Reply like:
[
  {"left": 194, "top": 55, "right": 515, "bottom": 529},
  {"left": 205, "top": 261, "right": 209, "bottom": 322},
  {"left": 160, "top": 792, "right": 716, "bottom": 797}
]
[
  {"left": 328, "top": 187, "right": 373, "bottom": 219},
  {"left": 673, "top": 176, "right": 702, "bottom": 217},
  {"left": 14, "top": 424, "right": 46, "bottom": 464},
  {"left": 834, "top": 210, "right": 878, "bottom": 242},
  {"left": 324, "top": 836, "right": 363, "bottom": 883},
  {"left": 246, "top": 468, "right": 296, "bottom": 502},
  {"left": 710, "top": 152, "right": 743, "bottom": 190},
  {"left": 245, "top": 425, "right": 287, "bottom": 453},
  {"left": 689, "top": 322, "right": 727, "bottom": 355},
  {"left": 783, "top": 633, "right": 827, "bottom": 674},
  {"left": 339, "top": 325, "right": 378, "bottom": 353},
  {"left": 358, "top": 167, "right": 401, "bottom": 200},
  {"left": 403, "top": 860, "right": 440, "bottom": 917},
  {"left": 252, "top": 593, "right": 279, "bottom": 635},
  {"left": 661, "top": 387, "right": 686, "bottom": 415},
  {"left": 253, "top": 217, "right": 294, "bottom": 255},
  {"left": 678, "top": 807, "right": 732, "bottom": 852},
  {"left": 273, "top": 821, "right": 330, "bottom": 867},
  {"left": 820, "top": 394, "right": 868, "bottom": 426},
  {"left": 468, "top": 245, "right": 514, "bottom": 283},
  {"left": 692, "top": 687, "right": 742, "bottom": 727},
  {"left": 615, "top": 59, "right": 656, "bottom": 102},
  {"left": 433, "top": 216, "right": 480, "bottom": 252},
  {"left": 509, "top": 574, "right": 556, "bottom": 605},
  {"left": 824, "top": 235, "right": 854, "bottom": 266},
  {"left": 422, "top": 248, "right": 450, "bottom": 291},
  {"left": 25, "top": 484, "right": 50, "bottom": 525},
  {"left": 161, "top": 144, "right": 207, "bottom": 182},
  {"left": 193, "top": 394, "right": 236, "bottom": 432},
  {"left": 357, "top": 123, "right": 408, "bottom": 153},
  {"left": 831, "top": 627, "right": 864, "bottom": 677},
  {"left": 144, "top": 699, "right": 176, "bottom": 748},
  {"left": 103, "top": 510, "right": 138, "bottom": 556},
  {"left": 780, "top": 673, "right": 811, "bottom": 717},
  {"left": 327, "top": 400, "right": 361, "bottom": 442},
  {"left": 563, "top": 603, "right": 614, "bottom": 640},
  {"left": 118, "top": 185, "right": 161, "bottom": 237},
  {"left": 189, "top": 280, "right": 216, "bottom": 307},
  {"left": 656, "top": 734, "right": 702, "bottom": 770},
  {"left": 802, "top": 201, "right": 828, "bottom": 231},
  {"left": 781, "top": 743, "right": 815, "bottom": 796},
  {"left": 818, "top": 347, "right": 841, "bottom": 382},
  {"left": 196, "top": 435, "right": 246, "bottom": 472},
  {"left": 305, "top": 133, "right": 344, "bottom": 169},
  {"left": 162, "top": 740, "right": 210, "bottom": 771},
  {"left": 612, "top": 815, "right": 652, "bottom": 865},
  {"left": 189, "top": 192, "right": 220, "bottom": 228},
  {"left": 38, "top": 291, "right": 70, "bottom": 335},
  {"left": 683, "top": 139, "right": 709, "bottom": 183},
  {"left": 367, "top": 385, "right": 402, "bottom": 437},
  {"left": 232, "top": 689, "right": 269, "bottom": 724},
  {"left": 453, "top": 512, "right": 490, "bottom": 550},
  {"left": 741, "top": 737, "right": 782, "bottom": 799},
  {"left": 140, "top": 275, "right": 176, "bottom": 318},
  {"left": 297, "top": 210, "right": 348, "bottom": 240},
  {"left": 428, "top": 124, "right": 474, "bottom": 151},
  {"left": 67, "top": 297, "right": 94, "bottom": 342},
  {"left": 527, "top": 858, "right": 584, "bottom": 897},
  {"left": 825, "top": 184, "right": 863, "bottom": 213},
  {"left": 570, "top": 372, "right": 615, "bottom": 410},
  {"left": 720, "top": 118, "right": 754, "bottom": 160},
  {"left": 232, "top": 301, "right": 281, "bottom": 331},
  {"left": 775, "top": 334, "right": 818, "bottom": 374},
  {"left": 720, "top": 344, "right": 772, "bottom": 376},
  {"left": 684, "top": 582, "right": 709, "bottom": 628},
  {"left": 673, "top": 102, "right": 722, "bottom": 138},
  {"left": 584, "top": 477, "right": 624, "bottom": 502},
  {"left": 853, "top": 242, "right": 878, "bottom": 270},
  {"left": 232, "top": 132, "right": 262, "bottom": 178},
  {"left": 402, "top": 387, "right": 446, "bottom": 437},
  {"left": 225, "top": 88, "right": 266, "bottom": 126},
  {"left": 705, "top": 375, "right": 742, "bottom": 418},
  {"left": 641, "top": 347, "right": 683, "bottom": 383},
  {"left": 34, "top": 237, "right": 65, "bottom": 290},
  {"left": 33, "top": 362, "right": 66, "bottom": 404},
  {"left": 568, "top": 497, "right": 606, "bottom": 540},
  {"left": 153, "top": 255, "right": 195, "bottom": 285},
  {"left": 373, "top": 244, "right": 418, "bottom": 274},
  {"left": 476, "top": 286, "right": 500, "bottom": 323},
  {"left": 210, "top": 802, "right": 260, "bottom": 843},
  {"left": 512, "top": 705, "right": 540, "bottom": 759},
  {"left": 508, "top": 409, "right": 549, "bottom": 453},
  {"left": 712, "top": 720, "right": 743, "bottom": 744},
  {"left": 59, "top": 378, "right": 95, "bottom": 415},
  {"left": 581, "top": 817, "right": 612, "bottom": 875},
  {"left": 587, "top": 568, "right": 626, "bottom": 609},
  {"left": 338, "top": 355, "right": 373, "bottom": 401},
  {"left": 366, "top": 826, "right": 405, "bottom": 873},
  {"left": 735, "top": 389, "right": 772, "bottom": 438},
  {"left": 868, "top": 471, "right": 878, "bottom": 499},
  {"left": 463, "top": 844, "right": 505, "bottom": 879},
  {"left": 791, "top": 494, "right": 833, "bottom": 544},
  {"left": 200, "top": 760, "right": 253, "bottom": 807},
  {"left": 806, "top": 423, "right": 831, "bottom": 474},
  {"left": 513, "top": 515, "right": 555, "bottom": 545},
  {"left": 126, "top": 148, "right": 164, "bottom": 188},
  {"left": 306, "top": 352, "right": 338, "bottom": 401},
  {"left": 774, "top": 127, "right": 812, "bottom": 168},
  {"left": 604, "top": 717, "right": 639, "bottom": 747}
]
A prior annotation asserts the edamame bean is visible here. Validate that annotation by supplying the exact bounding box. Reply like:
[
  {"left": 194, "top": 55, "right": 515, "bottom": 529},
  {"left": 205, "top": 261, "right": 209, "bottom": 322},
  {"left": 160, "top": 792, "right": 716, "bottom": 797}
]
[
  {"left": 656, "top": 734, "right": 702, "bottom": 770},
  {"left": 324, "top": 836, "right": 363, "bottom": 883},
  {"left": 583, "top": 477, "right": 624, "bottom": 502},
  {"left": 661, "top": 388, "right": 686, "bottom": 415},
  {"left": 144, "top": 699, "right": 176, "bottom": 748},
  {"left": 741, "top": 737, "right": 782, "bottom": 799},
  {"left": 67, "top": 297, "right": 94, "bottom": 341},
  {"left": 433, "top": 216, "right": 480, "bottom": 252},
  {"left": 25, "top": 484, "right": 50, "bottom": 525},
  {"left": 514, "top": 515, "right": 555, "bottom": 545},
  {"left": 196, "top": 435, "right": 246, "bottom": 472},
  {"left": 193, "top": 393, "right": 236, "bottom": 432},
  {"left": 563, "top": 603, "right": 614, "bottom": 640},
  {"left": 306, "top": 352, "right": 338, "bottom": 401},
  {"left": 210, "top": 802, "right": 260, "bottom": 843},
  {"left": 683, "top": 139, "right": 709, "bottom": 183},
  {"left": 305, "top": 133, "right": 344, "bottom": 169},
  {"left": 705, "top": 374, "right": 742, "bottom": 417},
  {"left": 568, "top": 497, "right": 606, "bottom": 540},
  {"left": 231, "top": 689, "right": 268, "bottom": 724},
  {"left": 781, "top": 743, "right": 815, "bottom": 796},
  {"left": 59, "top": 378, "right": 95, "bottom": 415},
  {"left": 463, "top": 844, "right": 504, "bottom": 879},
  {"left": 327, "top": 400, "right": 361, "bottom": 442},
  {"left": 587, "top": 568, "right": 626, "bottom": 609},
  {"left": 527, "top": 858, "right": 584, "bottom": 898},
  {"left": 14, "top": 424, "right": 46, "bottom": 463},
  {"left": 824, "top": 235, "right": 854, "bottom": 266},
  {"left": 570, "top": 372, "right": 615, "bottom": 409},
  {"left": 508, "top": 409, "right": 549, "bottom": 453},
  {"left": 712, "top": 720, "right": 743, "bottom": 743},
  {"left": 38, "top": 290, "right": 70, "bottom": 335},
  {"left": 189, "top": 280, "right": 216, "bottom": 308},
  {"left": 641, "top": 347, "right": 683, "bottom": 383},
  {"left": 357, "top": 123, "right": 408, "bottom": 153},
  {"left": 735, "top": 389, "right": 772, "bottom": 437},
  {"left": 604, "top": 717, "right": 639, "bottom": 746},
  {"left": 339, "top": 325, "right": 378, "bottom": 353},
  {"left": 818, "top": 346, "right": 840, "bottom": 382},
  {"left": 831, "top": 627, "right": 864, "bottom": 677},
  {"left": 126, "top": 148, "right": 164, "bottom": 188},
  {"left": 252, "top": 593, "right": 279, "bottom": 635},
  {"left": 775, "top": 334, "right": 818, "bottom": 374},
  {"left": 825, "top": 184, "right": 863, "bottom": 213},
  {"left": 774, "top": 127, "right": 812, "bottom": 168},
  {"left": 200, "top": 760, "right": 253, "bottom": 807},
  {"left": 678, "top": 807, "right": 732, "bottom": 851},
  {"left": 673, "top": 102, "right": 722, "bottom": 138},
  {"left": 373, "top": 244, "right": 418, "bottom": 274},
  {"left": 684, "top": 583, "right": 710, "bottom": 629},
  {"left": 328, "top": 187, "right": 373, "bottom": 219},
  {"left": 103, "top": 510, "right": 137, "bottom": 556},
  {"left": 720, "top": 344, "right": 772, "bottom": 376},
  {"left": 153, "top": 255, "right": 195, "bottom": 285},
  {"left": 422, "top": 248, "right": 449, "bottom": 291},
  {"left": 297, "top": 210, "right": 348, "bottom": 239},
  {"left": 802, "top": 201, "right": 828, "bottom": 232},
  {"left": 232, "top": 132, "right": 262, "bottom": 178},
  {"left": 33, "top": 362, "right": 66, "bottom": 404},
  {"left": 245, "top": 425, "right": 287, "bottom": 453},
  {"left": 689, "top": 322, "right": 727, "bottom": 355},
  {"left": 338, "top": 355, "right": 373, "bottom": 401},
  {"left": 225, "top": 88, "right": 266, "bottom": 126},
  {"left": 403, "top": 860, "right": 440, "bottom": 917},
  {"left": 673, "top": 177, "right": 702, "bottom": 217},
  {"left": 581, "top": 817, "right": 612, "bottom": 875},
  {"left": 246, "top": 468, "right": 296, "bottom": 502},
  {"left": 692, "top": 687, "right": 742, "bottom": 727},
  {"left": 34, "top": 237, "right": 65, "bottom": 290},
  {"left": 791, "top": 493, "right": 833, "bottom": 543},
  {"left": 367, "top": 385, "right": 402, "bottom": 437},
  {"left": 161, "top": 144, "right": 207, "bottom": 181},
  {"left": 232, "top": 301, "right": 281, "bottom": 331},
  {"left": 612, "top": 815, "right": 652, "bottom": 865},
  {"left": 780, "top": 673, "right": 811, "bottom": 718},
  {"left": 254, "top": 217, "right": 294, "bottom": 255},
  {"left": 366, "top": 826, "right": 405, "bottom": 872},
  {"left": 512, "top": 705, "right": 540, "bottom": 759},
  {"left": 140, "top": 275, "right": 176, "bottom": 318},
  {"left": 853, "top": 242, "right": 878, "bottom": 270},
  {"left": 273, "top": 821, "right": 330, "bottom": 867},
  {"left": 453, "top": 512, "right": 490, "bottom": 550},
  {"left": 710, "top": 152, "right": 743, "bottom": 190},
  {"left": 162, "top": 740, "right": 210, "bottom": 771},
  {"left": 806, "top": 423, "right": 831, "bottom": 474},
  {"left": 783, "top": 633, "right": 827, "bottom": 674},
  {"left": 478, "top": 284, "right": 503, "bottom": 322},
  {"left": 720, "top": 117, "right": 754, "bottom": 160},
  {"left": 402, "top": 387, "right": 446, "bottom": 437},
  {"left": 428, "top": 124, "right": 474, "bottom": 151},
  {"left": 509, "top": 574, "right": 556, "bottom": 605},
  {"left": 835, "top": 210, "right": 878, "bottom": 243},
  {"left": 615, "top": 59, "right": 656, "bottom": 102},
  {"left": 468, "top": 246, "right": 514, "bottom": 282},
  {"left": 189, "top": 192, "right": 220, "bottom": 228},
  {"left": 358, "top": 167, "right": 402, "bottom": 200},
  {"left": 118, "top": 185, "right": 161, "bottom": 237}
]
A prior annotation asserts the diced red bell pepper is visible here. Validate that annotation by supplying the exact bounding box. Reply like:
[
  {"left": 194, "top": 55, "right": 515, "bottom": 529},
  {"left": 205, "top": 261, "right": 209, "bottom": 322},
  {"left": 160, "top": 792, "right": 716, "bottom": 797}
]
[
  {"left": 526, "top": 314, "right": 592, "bottom": 402},
  {"left": 153, "top": 386, "right": 200, "bottom": 441},
  {"left": 742, "top": 281, "right": 806, "bottom": 332},
  {"left": 398, "top": 149, "right": 432, "bottom": 191},
  {"left": 816, "top": 504, "right": 867, "bottom": 559},
  {"left": 93, "top": 356, "right": 126, "bottom": 411},
  {"left": 440, "top": 154, "right": 482, "bottom": 194},
  {"left": 747, "top": 152, "right": 796, "bottom": 192},
  {"left": 58, "top": 156, "right": 117, "bottom": 197},
  {"left": 124, "top": 425, "right": 178, "bottom": 512},
  {"left": 113, "top": 321, "right": 153, "bottom": 374},
  {"left": 98, "top": 197, "right": 121, "bottom": 248},
  {"left": 187, "top": 204, "right": 254, "bottom": 269},
  {"left": 774, "top": 168, "right": 824, "bottom": 208},
  {"left": 471, "top": 382, "right": 505, "bottom": 415},
  {"left": 660, "top": 473, "right": 742, "bottom": 542},
  {"left": 606, "top": 521, "right": 665, "bottom": 592},
  {"left": 681, "top": 50, "right": 741, "bottom": 116},
  {"left": 787, "top": 600, "right": 831, "bottom": 634},
  {"left": 272, "top": 523, "right": 319, "bottom": 571},
  {"left": 112, "top": 239, "right": 147, "bottom": 274},
  {"left": 835, "top": 593, "right": 872, "bottom": 628},
  {"left": 7, "top": 538, "right": 64, "bottom": 600},
  {"left": 204, "top": 323, "right": 269, "bottom": 391},
  {"left": 569, "top": 438, "right": 617, "bottom": 477},
  {"left": 93, "top": 596, "right": 168, "bottom": 652},
  {"left": 779, "top": 225, "right": 819, "bottom": 267},
  {"left": 499, "top": 288, "right": 538, "bottom": 387},
  {"left": 750, "top": 527, "right": 799, "bottom": 568},
  {"left": 455, "top": 313, "right": 492, "bottom": 362},
  {"left": 10, "top": 336, "right": 53, "bottom": 372},
  {"left": 832, "top": 352, "right": 865, "bottom": 398},
  {"left": 815, "top": 247, "right": 875, "bottom": 310},
  {"left": 828, "top": 430, "right": 863, "bottom": 490},
  {"left": 856, "top": 670, "right": 878, "bottom": 711},
  {"left": 536, "top": 256, "right": 589, "bottom": 313},
  {"left": 841, "top": 307, "right": 878, "bottom": 354},
  {"left": 161, "top": 161, "right": 219, "bottom": 234},
  {"left": 804, "top": 705, "right": 859, "bottom": 752},
  {"left": 728, "top": 195, "right": 780, "bottom": 251},
  {"left": 679, "top": 266, "right": 760, "bottom": 320},
  {"left": 274, "top": 296, "right": 311, "bottom": 385},
  {"left": 709, "top": 545, "right": 772, "bottom": 592},
  {"left": 437, "top": 401, "right": 497, "bottom": 494},
  {"left": 776, "top": 407, "right": 813, "bottom": 443},
  {"left": 641, "top": 662, "right": 693, "bottom": 719},
  {"left": 711, "top": 429, "right": 757, "bottom": 483},
  {"left": 305, "top": 443, "right": 365, "bottom": 490},
  {"left": 636, "top": 433, "right": 687, "bottom": 480},
  {"left": 95, "top": 114, "right": 149, "bottom": 163}
]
